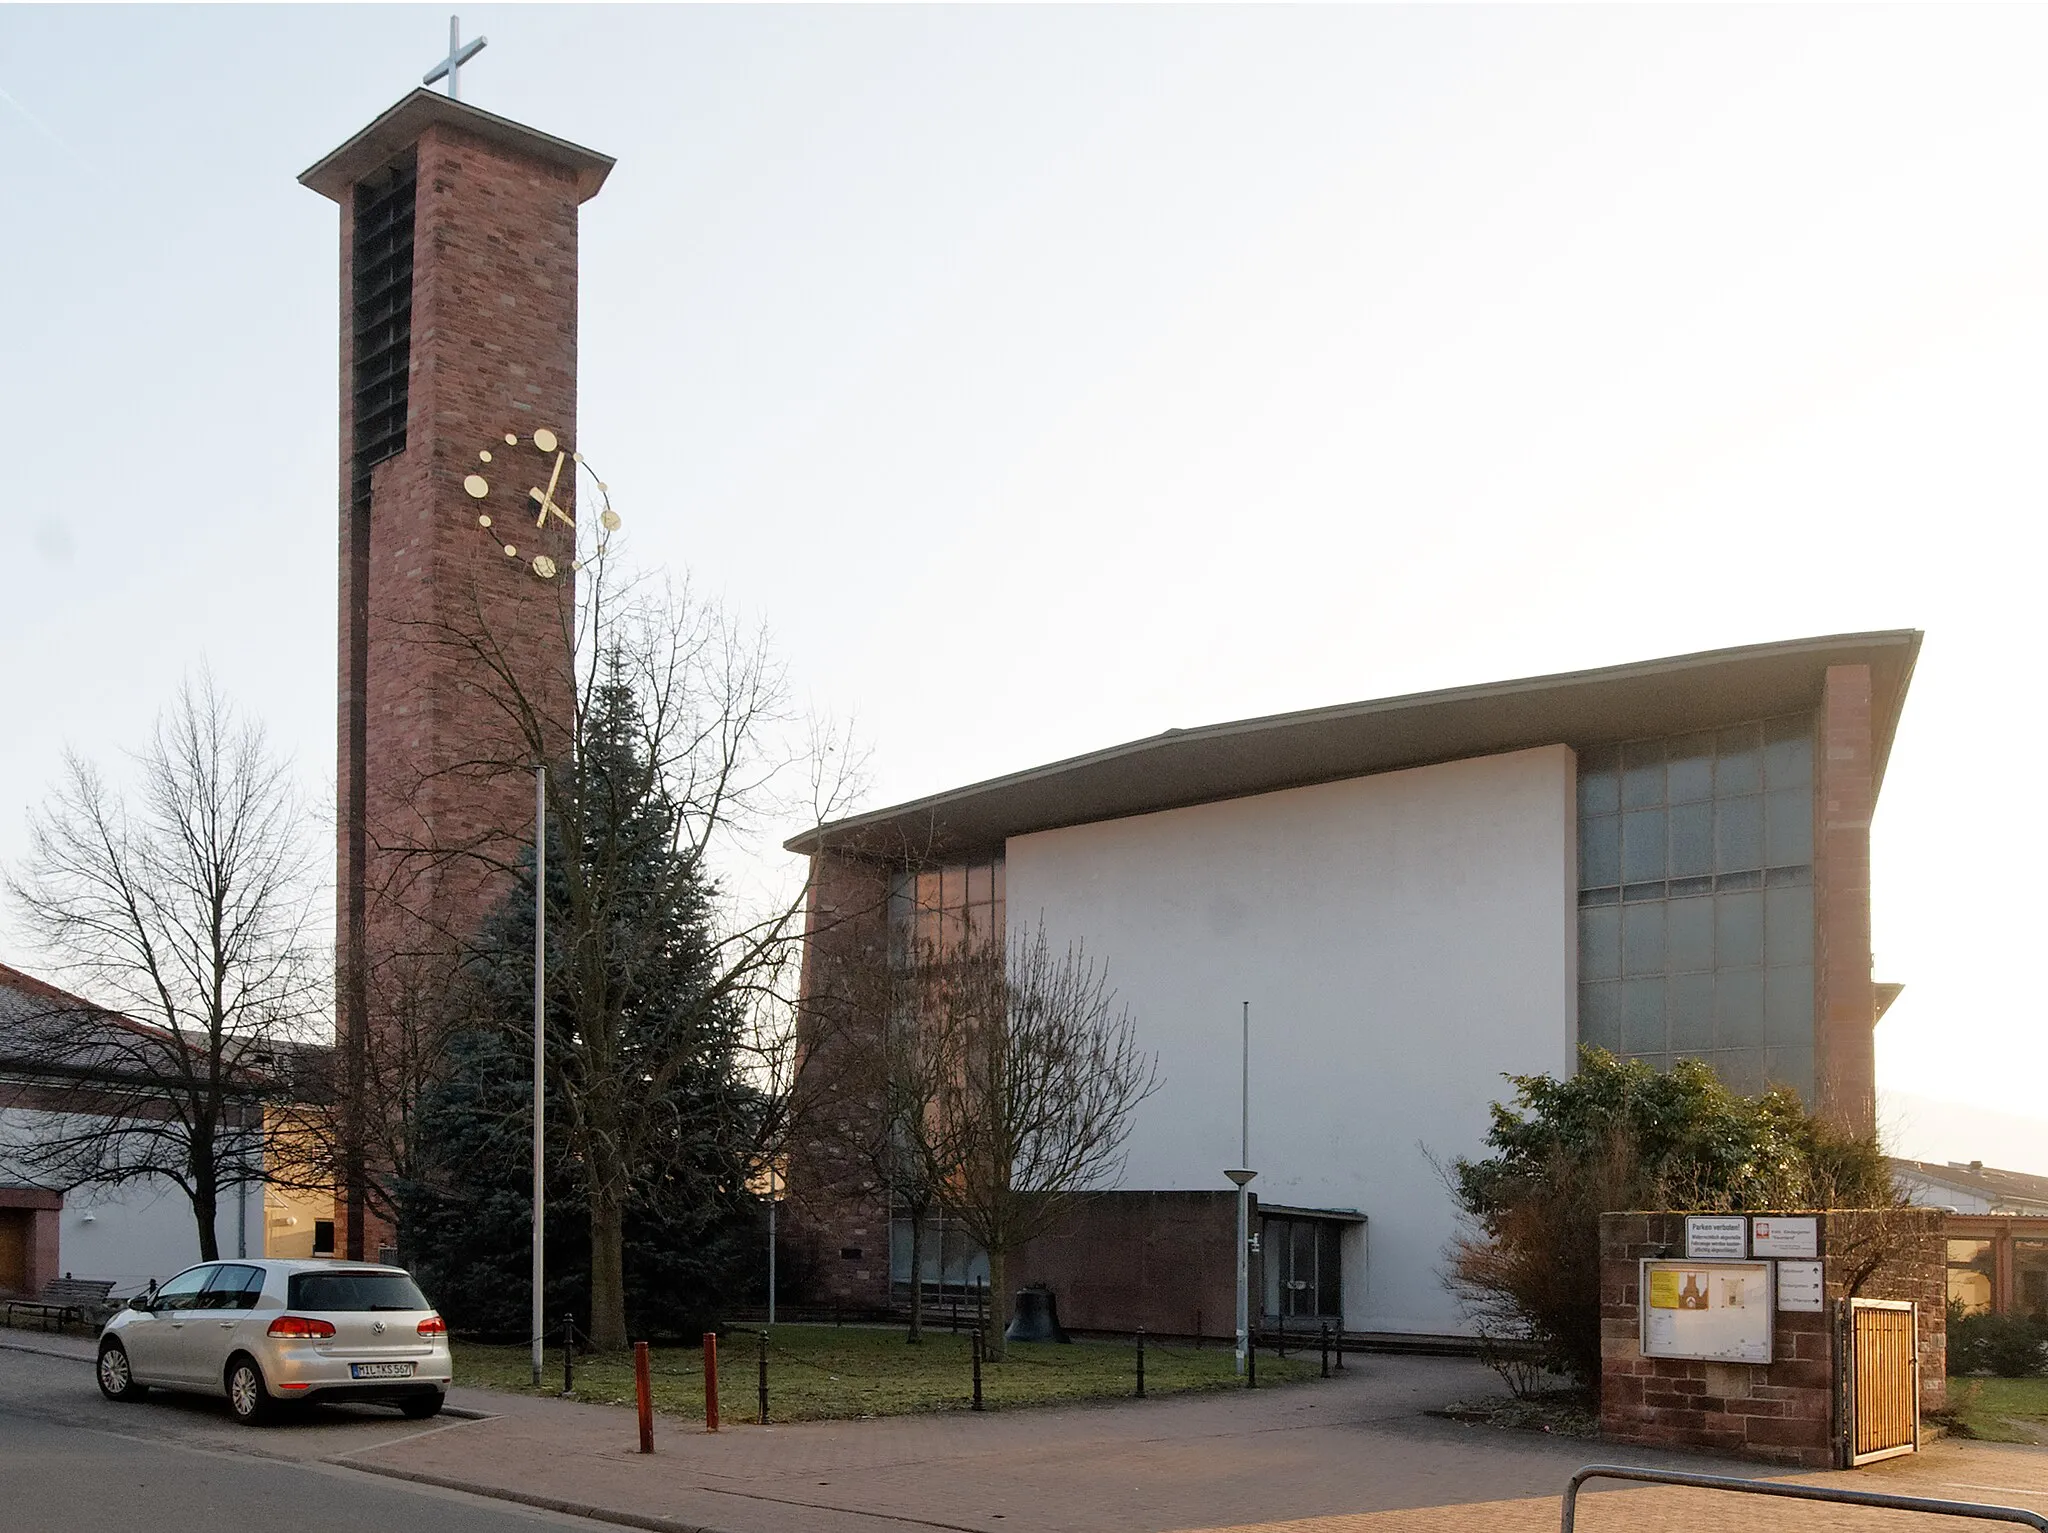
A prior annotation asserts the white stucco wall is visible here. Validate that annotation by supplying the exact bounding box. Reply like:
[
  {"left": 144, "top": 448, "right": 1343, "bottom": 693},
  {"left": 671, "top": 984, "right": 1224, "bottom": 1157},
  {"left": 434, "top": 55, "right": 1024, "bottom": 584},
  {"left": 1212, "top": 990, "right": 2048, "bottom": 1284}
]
[
  {"left": 1004, "top": 744, "right": 1579, "bottom": 1336},
  {"left": 1, "top": 1106, "right": 265, "bottom": 1296}
]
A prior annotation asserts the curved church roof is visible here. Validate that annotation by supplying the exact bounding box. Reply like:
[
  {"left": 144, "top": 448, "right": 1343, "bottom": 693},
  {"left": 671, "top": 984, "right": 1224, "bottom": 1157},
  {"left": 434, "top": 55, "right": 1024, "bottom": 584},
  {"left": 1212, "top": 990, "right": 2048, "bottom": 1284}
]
[{"left": 788, "top": 630, "right": 1921, "bottom": 862}]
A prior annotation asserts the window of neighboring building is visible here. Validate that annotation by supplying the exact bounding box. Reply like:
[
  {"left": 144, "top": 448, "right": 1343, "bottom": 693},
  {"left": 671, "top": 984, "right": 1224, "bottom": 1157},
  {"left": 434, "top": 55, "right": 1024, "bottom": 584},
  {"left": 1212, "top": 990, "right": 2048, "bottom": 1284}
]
[
  {"left": 2016, "top": 1239, "right": 2048, "bottom": 1323},
  {"left": 1577, "top": 716, "right": 1815, "bottom": 1100},
  {"left": 1260, "top": 1215, "right": 1344, "bottom": 1322},
  {"left": 1948, "top": 1238, "right": 1996, "bottom": 1316}
]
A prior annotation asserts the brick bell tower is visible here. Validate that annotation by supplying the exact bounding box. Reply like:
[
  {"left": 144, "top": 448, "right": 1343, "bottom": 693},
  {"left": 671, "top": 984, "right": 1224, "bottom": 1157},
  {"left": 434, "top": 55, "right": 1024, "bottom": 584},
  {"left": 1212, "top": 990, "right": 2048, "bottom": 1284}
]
[{"left": 302, "top": 92, "right": 613, "bottom": 1260}]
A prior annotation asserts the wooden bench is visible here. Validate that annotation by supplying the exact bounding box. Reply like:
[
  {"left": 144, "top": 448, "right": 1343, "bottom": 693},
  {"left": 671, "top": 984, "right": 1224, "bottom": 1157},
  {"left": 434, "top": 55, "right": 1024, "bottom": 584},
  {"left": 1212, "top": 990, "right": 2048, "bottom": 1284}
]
[{"left": 4, "top": 1277, "right": 116, "bottom": 1331}]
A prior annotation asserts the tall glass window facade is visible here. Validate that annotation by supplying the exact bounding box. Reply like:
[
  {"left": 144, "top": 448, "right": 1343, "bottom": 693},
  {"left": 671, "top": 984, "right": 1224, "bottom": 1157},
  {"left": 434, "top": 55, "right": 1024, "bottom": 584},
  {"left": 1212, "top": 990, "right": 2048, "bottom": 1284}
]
[
  {"left": 1577, "top": 717, "right": 1815, "bottom": 1100},
  {"left": 882, "top": 860, "right": 1005, "bottom": 1292},
  {"left": 887, "top": 857, "right": 1006, "bottom": 964}
]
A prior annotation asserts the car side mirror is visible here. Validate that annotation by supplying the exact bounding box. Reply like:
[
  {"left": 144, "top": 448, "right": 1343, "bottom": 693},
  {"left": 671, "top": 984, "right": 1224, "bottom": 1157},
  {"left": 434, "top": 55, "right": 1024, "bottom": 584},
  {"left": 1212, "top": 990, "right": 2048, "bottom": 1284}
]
[{"left": 132, "top": 1281, "right": 159, "bottom": 1312}]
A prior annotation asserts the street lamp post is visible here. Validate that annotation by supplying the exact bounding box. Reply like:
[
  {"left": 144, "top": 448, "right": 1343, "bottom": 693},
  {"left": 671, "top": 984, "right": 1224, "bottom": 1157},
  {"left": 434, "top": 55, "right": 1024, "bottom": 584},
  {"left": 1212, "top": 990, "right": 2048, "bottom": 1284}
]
[
  {"left": 531, "top": 763, "right": 546, "bottom": 1387},
  {"left": 1225, "top": 1000, "right": 1255, "bottom": 1377},
  {"left": 1225, "top": 1166, "right": 1257, "bottom": 1374}
]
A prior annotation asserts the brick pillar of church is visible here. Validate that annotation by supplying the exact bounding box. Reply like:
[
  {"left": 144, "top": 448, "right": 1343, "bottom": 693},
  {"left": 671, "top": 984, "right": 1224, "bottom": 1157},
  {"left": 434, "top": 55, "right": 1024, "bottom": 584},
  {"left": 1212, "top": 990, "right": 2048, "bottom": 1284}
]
[
  {"left": 1813, "top": 663, "right": 1877, "bottom": 1136},
  {"left": 784, "top": 852, "right": 897, "bottom": 1312},
  {"left": 303, "top": 93, "right": 613, "bottom": 1260}
]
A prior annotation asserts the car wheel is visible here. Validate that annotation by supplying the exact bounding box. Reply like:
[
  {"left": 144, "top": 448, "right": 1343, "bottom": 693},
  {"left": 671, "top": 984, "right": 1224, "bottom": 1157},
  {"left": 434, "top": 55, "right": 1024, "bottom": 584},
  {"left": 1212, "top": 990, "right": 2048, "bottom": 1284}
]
[
  {"left": 96, "top": 1341, "right": 147, "bottom": 1402},
  {"left": 399, "top": 1392, "right": 445, "bottom": 1421},
  {"left": 225, "top": 1355, "right": 274, "bottom": 1426}
]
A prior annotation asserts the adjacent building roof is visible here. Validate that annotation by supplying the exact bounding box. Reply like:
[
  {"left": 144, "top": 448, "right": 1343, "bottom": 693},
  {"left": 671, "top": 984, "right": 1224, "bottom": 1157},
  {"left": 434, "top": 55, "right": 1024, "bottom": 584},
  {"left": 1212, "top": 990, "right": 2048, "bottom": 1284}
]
[
  {"left": 0, "top": 960, "right": 306, "bottom": 1098},
  {"left": 1892, "top": 1157, "right": 2048, "bottom": 1216},
  {"left": 300, "top": 89, "right": 615, "bottom": 203},
  {"left": 789, "top": 630, "right": 1921, "bottom": 860}
]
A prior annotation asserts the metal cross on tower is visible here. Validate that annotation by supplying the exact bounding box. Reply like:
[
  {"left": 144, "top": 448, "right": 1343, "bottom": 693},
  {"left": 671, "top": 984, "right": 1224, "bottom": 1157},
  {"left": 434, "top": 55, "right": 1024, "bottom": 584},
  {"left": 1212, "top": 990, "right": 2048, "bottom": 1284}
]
[{"left": 423, "top": 15, "right": 488, "bottom": 101}]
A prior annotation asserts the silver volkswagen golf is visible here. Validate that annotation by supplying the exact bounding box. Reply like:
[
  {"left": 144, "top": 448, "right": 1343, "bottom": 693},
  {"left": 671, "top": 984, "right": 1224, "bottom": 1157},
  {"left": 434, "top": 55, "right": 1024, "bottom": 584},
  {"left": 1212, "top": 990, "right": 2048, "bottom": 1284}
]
[{"left": 95, "top": 1259, "right": 453, "bottom": 1424}]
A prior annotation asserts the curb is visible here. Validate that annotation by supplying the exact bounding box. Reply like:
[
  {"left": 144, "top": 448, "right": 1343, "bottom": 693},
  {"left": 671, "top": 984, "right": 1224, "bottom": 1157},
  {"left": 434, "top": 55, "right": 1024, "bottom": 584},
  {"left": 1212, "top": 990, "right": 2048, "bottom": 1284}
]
[
  {"left": 0, "top": 1335, "right": 96, "bottom": 1365},
  {"left": 336, "top": 1460, "right": 731, "bottom": 1533}
]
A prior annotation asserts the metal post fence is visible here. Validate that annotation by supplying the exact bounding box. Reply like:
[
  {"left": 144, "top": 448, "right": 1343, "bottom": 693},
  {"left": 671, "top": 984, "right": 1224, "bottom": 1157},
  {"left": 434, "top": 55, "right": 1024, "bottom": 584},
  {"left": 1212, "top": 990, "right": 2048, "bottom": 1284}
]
[
  {"left": 561, "top": 1312, "right": 574, "bottom": 1395},
  {"left": 1319, "top": 1322, "right": 1330, "bottom": 1379},
  {"left": 1559, "top": 1465, "right": 2048, "bottom": 1532},
  {"left": 703, "top": 1332, "right": 720, "bottom": 1432},
  {"left": 1135, "top": 1329, "right": 1146, "bottom": 1399},
  {"left": 633, "top": 1341, "right": 654, "bottom": 1454},
  {"left": 971, "top": 1330, "right": 984, "bottom": 1411},
  {"left": 758, "top": 1330, "right": 770, "bottom": 1425}
]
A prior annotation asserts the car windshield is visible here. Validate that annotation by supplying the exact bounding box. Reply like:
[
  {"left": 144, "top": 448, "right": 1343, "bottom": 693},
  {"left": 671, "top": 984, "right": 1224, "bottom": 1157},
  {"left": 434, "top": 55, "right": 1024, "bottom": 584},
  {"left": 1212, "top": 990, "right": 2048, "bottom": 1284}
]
[{"left": 287, "top": 1271, "right": 429, "bottom": 1313}]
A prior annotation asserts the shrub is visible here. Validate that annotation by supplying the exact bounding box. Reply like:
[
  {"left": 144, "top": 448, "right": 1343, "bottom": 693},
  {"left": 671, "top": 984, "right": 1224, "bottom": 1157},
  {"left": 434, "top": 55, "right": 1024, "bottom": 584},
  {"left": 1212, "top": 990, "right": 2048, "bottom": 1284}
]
[
  {"left": 1447, "top": 1048, "right": 1897, "bottom": 1394},
  {"left": 1948, "top": 1301, "right": 2048, "bottom": 1378}
]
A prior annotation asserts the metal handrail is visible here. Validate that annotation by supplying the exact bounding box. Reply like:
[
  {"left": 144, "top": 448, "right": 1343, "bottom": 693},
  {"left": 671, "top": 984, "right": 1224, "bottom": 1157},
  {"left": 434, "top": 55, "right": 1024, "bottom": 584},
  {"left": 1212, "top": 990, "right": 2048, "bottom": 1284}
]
[{"left": 1561, "top": 1464, "right": 2048, "bottom": 1531}]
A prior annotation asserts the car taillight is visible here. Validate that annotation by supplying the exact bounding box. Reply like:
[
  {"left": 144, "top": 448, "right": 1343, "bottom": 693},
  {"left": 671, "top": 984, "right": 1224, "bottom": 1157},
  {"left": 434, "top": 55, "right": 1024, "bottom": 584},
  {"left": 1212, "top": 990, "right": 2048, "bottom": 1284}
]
[
  {"left": 266, "top": 1315, "right": 337, "bottom": 1339},
  {"left": 417, "top": 1314, "right": 447, "bottom": 1337}
]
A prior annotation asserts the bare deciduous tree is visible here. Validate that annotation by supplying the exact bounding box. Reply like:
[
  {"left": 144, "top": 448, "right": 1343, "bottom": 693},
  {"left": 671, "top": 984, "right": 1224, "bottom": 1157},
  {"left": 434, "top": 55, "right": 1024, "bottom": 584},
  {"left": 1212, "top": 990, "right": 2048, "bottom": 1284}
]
[
  {"left": 264, "top": 934, "right": 474, "bottom": 1255},
  {"left": 802, "top": 924, "right": 952, "bottom": 1341},
  {"left": 915, "top": 923, "right": 1159, "bottom": 1360},
  {"left": 3, "top": 675, "right": 324, "bottom": 1261}
]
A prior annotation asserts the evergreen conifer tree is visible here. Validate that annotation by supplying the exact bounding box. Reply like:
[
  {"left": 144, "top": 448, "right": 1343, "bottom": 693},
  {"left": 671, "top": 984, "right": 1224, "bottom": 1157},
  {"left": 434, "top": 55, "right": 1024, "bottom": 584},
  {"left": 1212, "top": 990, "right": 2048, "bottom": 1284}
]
[{"left": 402, "top": 668, "right": 765, "bottom": 1340}]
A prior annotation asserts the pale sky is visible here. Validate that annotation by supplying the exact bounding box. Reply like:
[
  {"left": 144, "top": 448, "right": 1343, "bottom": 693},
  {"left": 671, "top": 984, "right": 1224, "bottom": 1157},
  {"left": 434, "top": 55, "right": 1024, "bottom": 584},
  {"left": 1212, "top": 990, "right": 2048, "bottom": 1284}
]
[{"left": 1, "top": 6, "right": 2041, "bottom": 1167}]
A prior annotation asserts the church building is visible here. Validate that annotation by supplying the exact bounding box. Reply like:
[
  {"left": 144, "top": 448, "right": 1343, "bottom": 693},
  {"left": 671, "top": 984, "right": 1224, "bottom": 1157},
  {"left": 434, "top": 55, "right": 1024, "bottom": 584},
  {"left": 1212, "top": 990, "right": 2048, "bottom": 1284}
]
[{"left": 786, "top": 630, "right": 1918, "bottom": 1341}]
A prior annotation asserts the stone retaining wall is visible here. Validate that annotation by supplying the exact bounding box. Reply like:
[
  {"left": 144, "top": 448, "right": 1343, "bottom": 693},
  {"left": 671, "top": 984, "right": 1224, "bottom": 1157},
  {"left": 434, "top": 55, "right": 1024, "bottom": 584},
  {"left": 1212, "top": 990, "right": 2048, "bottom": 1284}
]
[{"left": 1599, "top": 1209, "right": 1944, "bottom": 1468}]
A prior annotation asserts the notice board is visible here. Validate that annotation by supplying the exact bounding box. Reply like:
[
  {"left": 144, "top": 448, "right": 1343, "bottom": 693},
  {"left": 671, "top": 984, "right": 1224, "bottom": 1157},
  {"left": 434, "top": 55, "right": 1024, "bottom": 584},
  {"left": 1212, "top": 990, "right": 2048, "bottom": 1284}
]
[{"left": 1640, "top": 1259, "right": 1774, "bottom": 1364}]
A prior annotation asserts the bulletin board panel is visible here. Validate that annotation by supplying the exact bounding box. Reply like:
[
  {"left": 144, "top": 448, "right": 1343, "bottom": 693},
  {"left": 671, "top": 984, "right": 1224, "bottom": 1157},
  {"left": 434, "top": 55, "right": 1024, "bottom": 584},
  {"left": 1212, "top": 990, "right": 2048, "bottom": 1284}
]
[{"left": 1640, "top": 1259, "right": 1775, "bottom": 1364}]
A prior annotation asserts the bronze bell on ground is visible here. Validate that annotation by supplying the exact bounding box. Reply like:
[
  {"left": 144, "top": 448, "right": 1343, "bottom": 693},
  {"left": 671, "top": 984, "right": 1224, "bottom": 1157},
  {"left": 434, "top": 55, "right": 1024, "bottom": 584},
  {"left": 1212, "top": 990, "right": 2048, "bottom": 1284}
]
[{"left": 1004, "top": 1284, "right": 1071, "bottom": 1344}]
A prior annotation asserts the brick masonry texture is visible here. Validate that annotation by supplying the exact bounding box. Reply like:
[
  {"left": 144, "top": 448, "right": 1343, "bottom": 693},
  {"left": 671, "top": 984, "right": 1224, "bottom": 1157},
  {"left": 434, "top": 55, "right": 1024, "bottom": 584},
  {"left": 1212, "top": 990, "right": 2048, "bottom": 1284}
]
[
  {"left": 1010, "top": 1190, "right": 1244, "bottom": 1340},
  {"left": 333, "top": 117, "right": 596, "bottom": 1257},
  {"left": 1814, "top": 664, "right": 1877, "bottom": 1133},
  {"left": 783, "top": 852, "right": 896, "bottom": 1311},
  {"left": 1599, "top": 1210, "right": 1945, "bottom": 1469},
  {"left": 782, "top": 858, "right": 1255, "bottom": 1335}
]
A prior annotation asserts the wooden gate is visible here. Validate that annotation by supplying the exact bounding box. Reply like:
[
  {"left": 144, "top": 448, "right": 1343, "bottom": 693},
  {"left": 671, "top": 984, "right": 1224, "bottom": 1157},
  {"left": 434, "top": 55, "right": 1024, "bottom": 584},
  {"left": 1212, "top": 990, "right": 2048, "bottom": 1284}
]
[{"left": 1846, "top": 1298, "right": 1918, "bottom": 1465}]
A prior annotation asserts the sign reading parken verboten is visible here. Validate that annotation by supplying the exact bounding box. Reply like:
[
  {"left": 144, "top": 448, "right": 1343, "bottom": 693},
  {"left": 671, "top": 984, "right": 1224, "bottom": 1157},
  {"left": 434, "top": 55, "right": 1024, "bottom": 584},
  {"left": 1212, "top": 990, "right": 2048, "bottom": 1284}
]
[
  {"left": 1640, "top": 1259, "right": 1775, "bottom": 1364},
  {"left": 1684, "top": 1215, "right": 1749, "bottom": 1259}
]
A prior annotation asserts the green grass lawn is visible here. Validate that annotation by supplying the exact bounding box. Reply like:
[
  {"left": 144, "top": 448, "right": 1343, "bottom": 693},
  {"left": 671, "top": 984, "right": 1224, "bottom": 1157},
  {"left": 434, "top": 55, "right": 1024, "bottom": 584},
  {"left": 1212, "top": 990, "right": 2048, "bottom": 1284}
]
[
  {"left": 1947, "top": 1375, "right": 2048, "bottom": 1445},
  {"left": 456, "top": 1323, "right": 1319, "bottom": 1423}
]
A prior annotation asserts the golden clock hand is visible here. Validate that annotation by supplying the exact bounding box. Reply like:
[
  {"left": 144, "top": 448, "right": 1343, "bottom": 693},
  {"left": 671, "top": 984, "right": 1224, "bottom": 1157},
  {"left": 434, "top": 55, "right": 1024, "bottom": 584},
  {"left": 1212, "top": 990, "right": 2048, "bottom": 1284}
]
[{"left": 530, "top": 449, "right": 572, "bottom": 529}]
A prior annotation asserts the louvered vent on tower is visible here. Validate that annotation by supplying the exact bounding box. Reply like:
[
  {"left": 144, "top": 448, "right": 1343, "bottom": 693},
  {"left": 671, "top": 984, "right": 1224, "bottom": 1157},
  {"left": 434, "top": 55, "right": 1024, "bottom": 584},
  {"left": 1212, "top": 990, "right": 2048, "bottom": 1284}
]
[{"left": 349, "top": 152, "right": 416, "bottom": 514}]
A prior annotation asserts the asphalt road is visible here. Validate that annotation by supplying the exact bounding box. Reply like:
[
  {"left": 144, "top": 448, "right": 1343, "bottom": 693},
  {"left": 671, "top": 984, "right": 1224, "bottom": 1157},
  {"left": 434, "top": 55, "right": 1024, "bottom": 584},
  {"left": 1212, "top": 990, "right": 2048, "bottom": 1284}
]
[{"left": 0, "top": 1345, "right": 601, "bottom": 1532}]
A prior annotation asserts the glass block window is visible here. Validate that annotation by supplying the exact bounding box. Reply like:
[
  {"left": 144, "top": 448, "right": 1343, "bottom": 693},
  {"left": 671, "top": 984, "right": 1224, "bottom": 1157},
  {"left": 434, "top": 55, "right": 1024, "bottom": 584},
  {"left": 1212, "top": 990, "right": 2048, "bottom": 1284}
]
[
  {"left": 890, "top": 1215, "right": 989, "bottom": 1298},
  {"left": 887, "top": 857, "right": 1005, "bottom": 966},
  {"left": 1577, "top": 716, "right": 1815, "bottom": 1100}
]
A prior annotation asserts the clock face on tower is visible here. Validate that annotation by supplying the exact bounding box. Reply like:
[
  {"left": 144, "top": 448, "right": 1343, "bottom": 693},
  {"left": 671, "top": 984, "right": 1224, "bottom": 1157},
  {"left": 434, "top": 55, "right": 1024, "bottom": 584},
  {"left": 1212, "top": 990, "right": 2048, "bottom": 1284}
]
[{"left": 459, "top": 426, "right": 621, "bottom": 580}]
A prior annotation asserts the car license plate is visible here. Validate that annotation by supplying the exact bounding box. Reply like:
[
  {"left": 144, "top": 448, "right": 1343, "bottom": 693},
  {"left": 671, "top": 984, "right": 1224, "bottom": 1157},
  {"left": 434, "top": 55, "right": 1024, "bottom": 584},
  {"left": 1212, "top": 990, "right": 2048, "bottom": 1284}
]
[{"left": 350, "top": 1362, "right": 415, "bottom": 1379}]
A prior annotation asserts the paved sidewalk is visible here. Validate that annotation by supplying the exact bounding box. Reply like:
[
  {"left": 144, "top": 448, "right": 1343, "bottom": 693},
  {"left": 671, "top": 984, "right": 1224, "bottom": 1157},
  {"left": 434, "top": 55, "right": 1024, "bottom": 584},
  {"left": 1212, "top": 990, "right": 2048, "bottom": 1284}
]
[
  {"left": 0, "top": 1326, "right": 96, "bottom": 1363},
  {"left": 329, "top": 1354, "right": 2048, "bottom": 1533},
  {"left": 13, "top": 1320, "right": 2043, "bottom": 1533}
]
